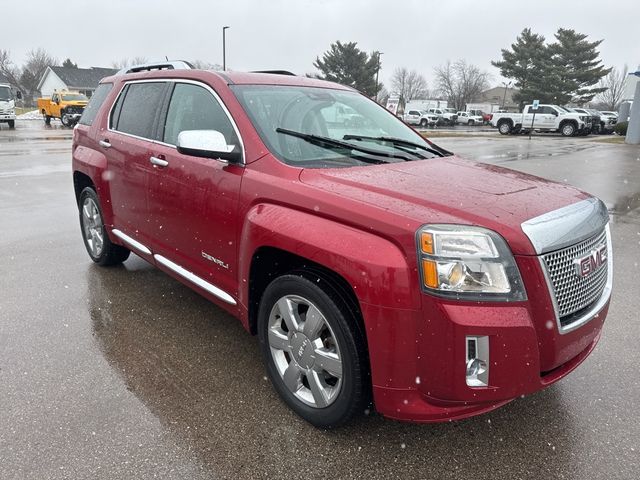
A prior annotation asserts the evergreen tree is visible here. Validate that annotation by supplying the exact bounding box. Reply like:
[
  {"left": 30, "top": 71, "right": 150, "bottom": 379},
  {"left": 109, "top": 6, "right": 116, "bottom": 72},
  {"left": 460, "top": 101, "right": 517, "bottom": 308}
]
[
  {"left": 492, "top": 28, "right": 551, "bottom": 108},
  {"left": 494, "top": 28, "right": 610, "bottom": 107},
  {"left": 62, "top": 58, "right": 78, "bottom": 69},
  {"left": 313, "top": 41, "right": 380, "bottom": 97},
  {"left": 548, "top": 29, "right": 610, "bottom": 105}
]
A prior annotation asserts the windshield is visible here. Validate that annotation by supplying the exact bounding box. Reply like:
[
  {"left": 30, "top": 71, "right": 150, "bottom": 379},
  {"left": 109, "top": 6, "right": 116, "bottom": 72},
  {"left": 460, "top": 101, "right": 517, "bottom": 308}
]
[
  {"left": 556, "top": 106, "right": 571, "bottom": 113},
  {"left": 231, "top": 85, "right": 441, "bottom": 168},
  {"left": 0, "top": 86, "right": 12, "bottom": 101},
  {"left": 62, "top": 94, "right": 88, "bottom": 101}
]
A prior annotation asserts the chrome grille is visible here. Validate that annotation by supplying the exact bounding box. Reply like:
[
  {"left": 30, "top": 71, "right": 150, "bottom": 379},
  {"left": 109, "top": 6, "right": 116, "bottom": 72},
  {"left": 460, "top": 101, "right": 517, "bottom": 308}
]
[{"left": 542, "top": 229, "right": 609, "bottom": 326}]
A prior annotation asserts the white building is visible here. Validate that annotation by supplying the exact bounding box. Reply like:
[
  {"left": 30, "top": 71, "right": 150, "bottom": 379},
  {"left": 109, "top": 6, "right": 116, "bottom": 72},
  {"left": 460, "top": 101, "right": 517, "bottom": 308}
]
[{"left": 37, "top": 66, "right": 117, "bottom": 98}]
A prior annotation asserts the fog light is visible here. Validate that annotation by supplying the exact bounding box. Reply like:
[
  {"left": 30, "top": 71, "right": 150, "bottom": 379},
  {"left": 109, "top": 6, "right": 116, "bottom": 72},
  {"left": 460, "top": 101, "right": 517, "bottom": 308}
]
[{"left": 466, "top": 336, "right": 489, "bottom": 387}]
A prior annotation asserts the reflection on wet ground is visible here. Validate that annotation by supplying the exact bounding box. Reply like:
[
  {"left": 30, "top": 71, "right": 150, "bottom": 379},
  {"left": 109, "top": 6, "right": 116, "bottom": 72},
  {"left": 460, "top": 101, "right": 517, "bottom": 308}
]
[{"left": 0, "top": 121, "right": 638, "bottom": 479}]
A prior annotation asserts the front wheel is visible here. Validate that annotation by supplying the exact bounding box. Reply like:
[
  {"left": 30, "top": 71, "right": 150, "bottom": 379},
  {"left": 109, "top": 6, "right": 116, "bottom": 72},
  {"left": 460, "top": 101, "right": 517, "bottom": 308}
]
[
  {"left": 61, "top": 112, "right": 71, "bottom": 127},
  {"left": 8, "top": 120, "right": 15, "bottom": 129},
  {"left": 78, "top": 187, "right": 130, "bottom": 266},
  {"left": 561, "top": 123, "right": 576, "bottom": 137},
  {"left": 258, "top": 273, "right": 369, "bottom": 428},
  {"left": 419, "top": 119, "right": 428, "bottom": 127}
]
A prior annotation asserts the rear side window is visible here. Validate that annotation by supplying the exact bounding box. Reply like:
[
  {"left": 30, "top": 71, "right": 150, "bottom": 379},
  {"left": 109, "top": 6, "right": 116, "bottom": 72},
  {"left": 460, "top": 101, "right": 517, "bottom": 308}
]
[
  {"left": 162, "top": 83, "right": 238, "bottom": 146},
  {"left": 112, "top": 82, "right": 166, "bottom": 139},
  {"left": 79, "top": 83, "right": 112, "bottom": 126}
]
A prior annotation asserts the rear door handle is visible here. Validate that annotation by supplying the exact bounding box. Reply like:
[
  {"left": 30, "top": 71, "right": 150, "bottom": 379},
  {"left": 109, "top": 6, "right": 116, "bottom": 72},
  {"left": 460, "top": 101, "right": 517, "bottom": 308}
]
[
  {"left": 99, "top": 140, "right": 111, "bottom": 148},
  {"left": 150, "top": 156, "right": 169, "bottom": 167}
]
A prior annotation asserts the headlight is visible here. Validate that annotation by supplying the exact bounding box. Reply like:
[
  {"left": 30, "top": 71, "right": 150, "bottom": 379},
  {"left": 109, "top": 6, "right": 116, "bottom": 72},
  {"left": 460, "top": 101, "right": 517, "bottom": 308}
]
[
  {"left": 579, "top": 116, "right": 587, "bottom": 122},
  {"left": 417, "top": 225, "right": 527, "bottom": 301}
]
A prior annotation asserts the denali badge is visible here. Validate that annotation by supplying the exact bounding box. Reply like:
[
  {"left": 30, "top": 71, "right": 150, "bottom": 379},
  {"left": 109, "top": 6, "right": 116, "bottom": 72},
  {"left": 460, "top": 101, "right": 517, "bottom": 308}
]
[
  {"left": 573, "top": 244, "right": 607, "bottom": 278},
  {"left": 202, "top": 251, "right": 229, "bottom": 269}
]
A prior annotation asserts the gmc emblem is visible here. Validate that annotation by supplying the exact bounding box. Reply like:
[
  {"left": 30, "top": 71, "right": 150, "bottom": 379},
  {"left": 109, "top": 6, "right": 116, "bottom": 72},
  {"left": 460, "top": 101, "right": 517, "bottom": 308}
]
[{"left": 573, "top": 244, "right": 607, "bottom": 278}]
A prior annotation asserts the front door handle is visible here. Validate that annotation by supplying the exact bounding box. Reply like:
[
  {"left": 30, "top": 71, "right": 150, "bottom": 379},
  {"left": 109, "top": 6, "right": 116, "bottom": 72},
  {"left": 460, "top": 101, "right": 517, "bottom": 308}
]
[
  {"left": 99, "top": 140, "right": 111, "bottom": 148},
  {"left": 150, "top": 156, "right": 169, "bottom": 168}
]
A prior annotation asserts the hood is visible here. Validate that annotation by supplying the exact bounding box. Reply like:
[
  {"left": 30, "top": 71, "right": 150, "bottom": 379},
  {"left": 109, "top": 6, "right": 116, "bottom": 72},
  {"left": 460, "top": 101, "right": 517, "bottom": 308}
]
[
  {"left": 66, "top": 101, "right": 88, "bottom": 106},
  {"left": 299, "top": 156, "right": 590, "bottom": 255}
]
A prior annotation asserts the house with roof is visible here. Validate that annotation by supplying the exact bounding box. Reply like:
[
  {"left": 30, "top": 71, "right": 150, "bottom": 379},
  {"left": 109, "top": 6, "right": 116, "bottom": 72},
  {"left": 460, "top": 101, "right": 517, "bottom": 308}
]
[{"left": 37, "top": 66, "right": 118, "bottom": 98}]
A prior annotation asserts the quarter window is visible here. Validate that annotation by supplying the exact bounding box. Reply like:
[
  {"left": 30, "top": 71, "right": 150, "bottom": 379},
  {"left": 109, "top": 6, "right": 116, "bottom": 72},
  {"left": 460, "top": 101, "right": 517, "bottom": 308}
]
[
  {"left": 79, "top": 83, "right": 112, "bottom": 126},
  {"left": 163, "top": 83, "right": 238, "bottom": 147}
]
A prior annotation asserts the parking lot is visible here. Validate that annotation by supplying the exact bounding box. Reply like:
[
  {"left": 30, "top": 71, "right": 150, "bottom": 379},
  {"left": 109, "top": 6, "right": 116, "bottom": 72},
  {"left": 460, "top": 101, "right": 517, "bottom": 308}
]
[{"left": 1, "top": 121, "right": 639, "bottom": 479}]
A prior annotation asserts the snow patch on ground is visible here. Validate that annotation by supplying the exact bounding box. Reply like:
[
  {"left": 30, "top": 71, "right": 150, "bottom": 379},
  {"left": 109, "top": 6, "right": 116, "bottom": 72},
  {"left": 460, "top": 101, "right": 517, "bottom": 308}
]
[{"left": 17, "top": 110, "right": 43, "bottom": 120}]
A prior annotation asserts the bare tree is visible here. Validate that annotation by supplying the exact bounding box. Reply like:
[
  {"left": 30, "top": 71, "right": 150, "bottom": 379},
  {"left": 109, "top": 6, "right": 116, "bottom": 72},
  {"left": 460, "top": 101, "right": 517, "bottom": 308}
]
[
  {"left": 110, "top": 57, "right": 149, "bottom": 69},
  {"left": 375, "top": 84, "right": 389, "bottom": 104},
  {"left": 191, "top": 59, "right": 222, "bottom": 71},
  {"left": 21, "top": 48, "right": 57, "bottom": 99},
  {"left": 434, "top": 60, "right": 490, "bottom": 111},
  {"left": 595, "top": 65, "right": 628, "bottom": 110},
  {"left": 0, "top": 49, "right": 21, "bottom": 87},
  {"left": 390, "top": 67, "right": 429, "bottom": 102}
]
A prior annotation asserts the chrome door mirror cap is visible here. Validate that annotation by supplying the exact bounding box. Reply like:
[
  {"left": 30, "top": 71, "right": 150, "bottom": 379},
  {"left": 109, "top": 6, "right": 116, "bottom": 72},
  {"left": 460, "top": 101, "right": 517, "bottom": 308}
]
[{"left": 177, "top": 130, "right": 242, "bottom": 163}]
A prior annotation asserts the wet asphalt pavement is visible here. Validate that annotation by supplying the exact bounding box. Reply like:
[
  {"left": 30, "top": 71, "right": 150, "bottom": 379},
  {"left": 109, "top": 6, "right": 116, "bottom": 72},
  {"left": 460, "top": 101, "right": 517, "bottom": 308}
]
[{"left": 1, "top": 121, "right": 639, "bottom": 479}]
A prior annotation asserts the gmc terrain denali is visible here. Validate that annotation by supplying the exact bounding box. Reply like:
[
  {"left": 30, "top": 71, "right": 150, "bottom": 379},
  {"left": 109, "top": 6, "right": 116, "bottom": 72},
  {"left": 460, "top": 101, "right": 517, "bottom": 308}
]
[{"left": 72, "top": 62, "right": 612, "bottom": 428}]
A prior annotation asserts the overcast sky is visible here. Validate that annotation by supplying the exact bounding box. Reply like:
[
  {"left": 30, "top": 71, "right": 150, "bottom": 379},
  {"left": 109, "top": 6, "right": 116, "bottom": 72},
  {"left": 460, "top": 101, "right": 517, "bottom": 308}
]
[{"left": 4, "top": 0, "right": 639, "bottom": 89}]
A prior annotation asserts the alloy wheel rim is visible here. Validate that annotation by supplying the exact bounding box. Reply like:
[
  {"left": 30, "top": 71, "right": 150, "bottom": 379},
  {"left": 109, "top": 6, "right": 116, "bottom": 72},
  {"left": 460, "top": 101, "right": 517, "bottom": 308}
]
[
  {"left": 82, "top": 197, "right": 104, "bottom": 257},
  {"left": 268, "top": 294, "right": 343, "bottom": 408}
]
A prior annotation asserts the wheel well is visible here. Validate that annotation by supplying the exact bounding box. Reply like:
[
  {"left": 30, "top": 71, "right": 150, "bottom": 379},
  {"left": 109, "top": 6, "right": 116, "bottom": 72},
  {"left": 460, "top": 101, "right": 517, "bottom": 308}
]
[
  {"left": 560, "top": 119, "right": 577, "bottom": 128},
  {"left": 248, "top": 247, "right": 364, "bottom": 338},
  {"left": 73, "top": 171, "right": 95, "bottom": 205},
  {"left": 497, "top": 119, "right": 513, "bottom": 126}
]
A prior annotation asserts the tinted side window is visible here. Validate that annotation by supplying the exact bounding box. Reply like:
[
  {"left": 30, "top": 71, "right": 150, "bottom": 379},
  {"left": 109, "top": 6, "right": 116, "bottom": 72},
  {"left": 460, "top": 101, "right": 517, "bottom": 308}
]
[
  {"left": 163, "top": 83, "right": 238, "bottom": 146},
  {"left": 79, "top": 83, "right": 112, "bottom": 126},
  {"left": 115, "top": 82, "right": 166, "bottom": 139}
]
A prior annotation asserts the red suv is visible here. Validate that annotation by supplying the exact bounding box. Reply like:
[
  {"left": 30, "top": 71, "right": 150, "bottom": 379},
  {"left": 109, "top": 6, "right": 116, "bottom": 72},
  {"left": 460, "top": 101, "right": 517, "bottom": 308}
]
[{"left": 72, "top": 62, "right": 612, "bottom": 428}]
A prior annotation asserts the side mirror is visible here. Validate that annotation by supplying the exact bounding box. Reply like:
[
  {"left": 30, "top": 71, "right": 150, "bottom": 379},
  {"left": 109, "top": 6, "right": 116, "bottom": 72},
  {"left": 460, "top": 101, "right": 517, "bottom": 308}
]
[
  {"left": 177, "top": 130, "right": 242, "bottom": 163},
  {"left": 552, "top": 111, "right": 558, "bottom": 116}
]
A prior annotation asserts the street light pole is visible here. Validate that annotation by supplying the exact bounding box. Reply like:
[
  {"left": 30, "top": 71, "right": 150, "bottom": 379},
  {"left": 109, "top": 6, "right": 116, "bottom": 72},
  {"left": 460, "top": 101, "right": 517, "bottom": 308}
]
[
  {"left": 375, "top": 52, "right": 383, "bottom": 102},
  {"left": 501, "top": 81, "right": 512, "bottom": 109},
  {"left": 223, "top": 26, "right": 230, "bottom": 71}
]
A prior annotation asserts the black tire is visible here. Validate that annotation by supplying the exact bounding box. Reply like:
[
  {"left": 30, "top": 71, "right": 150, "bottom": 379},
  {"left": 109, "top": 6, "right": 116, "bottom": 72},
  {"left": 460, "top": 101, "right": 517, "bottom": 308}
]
[
  {"left": 258, "top": 272, "right": 369, "bottom": 428},
  {"left": 8, "top": 120, "right": 15, "bottom": 129},
  {"left": 560, "top": 122, "right": 576, "bottom": 137},
  {"left": 419, "top": 118, "right": 428, "bottom": 128},
  {"left": 468, "top": 119, "right": 475, "bottom": 126},
  {"left": 60, "top": 110, "right": 71, "bottom": 127},
  {"left": 498, "top": 121, "right": 512, "bottom": 135},
  {"left": 78, "top": 187, "right": 130, "bottom": 266},
  {"left": 43, "top": 111, "right": 51, "bottom": 125}
]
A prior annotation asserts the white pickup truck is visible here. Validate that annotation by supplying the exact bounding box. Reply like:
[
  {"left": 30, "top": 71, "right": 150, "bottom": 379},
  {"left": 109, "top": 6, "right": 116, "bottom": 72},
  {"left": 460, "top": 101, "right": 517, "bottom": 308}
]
[
  {"left": 456, "top": 111, "right": 484, "bottom": 125},
  {"left": 491, "top": 104, "right": 590, "bottom": 136},
  {"left": 0, "top": 83, "right": 16, "bottom": 129},
  {"left": 403, "top": 109, "right": 440, "bottom": 127},
  {"left": 427, "top": 107, "right": 458, "bottom": 126}
]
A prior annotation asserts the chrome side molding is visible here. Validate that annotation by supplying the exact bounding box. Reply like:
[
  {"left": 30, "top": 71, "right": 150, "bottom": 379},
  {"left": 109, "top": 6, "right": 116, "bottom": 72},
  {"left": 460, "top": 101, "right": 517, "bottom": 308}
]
[
  {"left": 112, "top": 229, "right": 152, "bottom": 255},
  {"left": 154, "top": 254, "right": 237, "bottom": 305},
  {"left": 521, "top": 198, "right": 609, "bottom": 254}
]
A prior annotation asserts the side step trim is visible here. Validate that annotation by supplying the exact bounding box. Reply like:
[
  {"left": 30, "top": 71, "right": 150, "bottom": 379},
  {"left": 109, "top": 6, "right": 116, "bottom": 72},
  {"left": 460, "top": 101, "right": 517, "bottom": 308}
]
[
  {"left": 112, "top": 229, "right": 152, "bottom": 255},
  {"left": 154, "top": 254, "right": 237, "bottom": 306}
]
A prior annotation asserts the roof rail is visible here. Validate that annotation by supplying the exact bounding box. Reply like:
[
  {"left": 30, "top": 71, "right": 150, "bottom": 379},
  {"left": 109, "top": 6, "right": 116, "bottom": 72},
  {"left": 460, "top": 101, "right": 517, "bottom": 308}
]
[
  {"left": 251, "top": 70, "right": 296, "bottom": 76},
  {"left": 118, "top": 60, "right": 194, "bottom": 75}
]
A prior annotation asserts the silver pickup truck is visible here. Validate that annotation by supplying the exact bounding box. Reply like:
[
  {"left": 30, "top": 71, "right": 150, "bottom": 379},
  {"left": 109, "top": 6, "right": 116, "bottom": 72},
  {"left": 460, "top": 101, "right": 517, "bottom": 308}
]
[{"left": 491, "top": 104, "right": 590, "bottom": 136}]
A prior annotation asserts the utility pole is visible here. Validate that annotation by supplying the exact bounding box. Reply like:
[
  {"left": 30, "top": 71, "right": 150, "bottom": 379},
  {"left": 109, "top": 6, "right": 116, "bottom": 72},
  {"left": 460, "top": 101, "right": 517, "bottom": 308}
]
[
  {"left": 223, "top": 26, "right": 230, "bottom": 71},
  {"left": 501, "top": 81, "right": 512, "bottom": 109},
  {"left": 375, "top": 52, "right": 383, "bottom": 102}
]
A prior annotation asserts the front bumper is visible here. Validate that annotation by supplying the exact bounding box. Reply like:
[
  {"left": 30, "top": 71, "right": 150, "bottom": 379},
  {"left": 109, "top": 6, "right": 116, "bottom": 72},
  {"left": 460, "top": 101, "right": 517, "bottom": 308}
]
[
  {"left": 0, "top": 113, "right": 16, "bottom": 120},
  {"left": 365, "top": 295, "right": 607, "bottom": 423}
]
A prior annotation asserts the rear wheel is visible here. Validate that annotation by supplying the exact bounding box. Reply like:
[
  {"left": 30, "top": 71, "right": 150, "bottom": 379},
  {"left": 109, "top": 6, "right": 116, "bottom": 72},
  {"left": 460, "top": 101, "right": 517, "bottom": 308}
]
[
  {"left": 78, "top": 187, "right": 130, "bottom": 266},
  {"left": 258, "top": 273, "right": 369, "bottom": 428},
  {"left": 498, "top": 121, "right": 512, "bottom": 135},
  {"left": 43, "top": 111, "right": 51, "bottom": 125}
]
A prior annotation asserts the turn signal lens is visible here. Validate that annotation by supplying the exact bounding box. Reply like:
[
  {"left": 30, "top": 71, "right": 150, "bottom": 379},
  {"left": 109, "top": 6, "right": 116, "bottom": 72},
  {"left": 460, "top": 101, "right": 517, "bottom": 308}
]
[
  {"left": 420, "top": 232, "right": 434, "bottom": 254},
  {"left": 422, "top": 259, "right": 438, "bottom": 288}
]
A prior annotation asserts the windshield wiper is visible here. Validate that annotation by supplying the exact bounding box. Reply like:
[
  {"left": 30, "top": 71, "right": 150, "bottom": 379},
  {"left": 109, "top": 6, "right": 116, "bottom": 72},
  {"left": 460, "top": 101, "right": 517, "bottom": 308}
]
[
  {"left": 275, "top": 128, "right": 415, "bottom": 163},
  {"left": 342, "top": 134, "right": 451, "bottom": 157}
]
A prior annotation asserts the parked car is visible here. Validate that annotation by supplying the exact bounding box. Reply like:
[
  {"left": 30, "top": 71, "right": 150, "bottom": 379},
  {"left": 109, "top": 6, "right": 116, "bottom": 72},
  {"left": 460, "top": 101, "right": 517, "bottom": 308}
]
[
  {"left": 0, "top": 83, "right": 16, "bottom": 129},
  {"left": 73, "top": 62, "right": 613, "bottom": 428},
  {"left": 427, "top": 107, "right": 457, "bottom": 125},
  {"left": 37, "top": 90, "right": 89, "bottom": 126},
  {"left": 491, "top": 104, "right": 590, "bottom": 136},
  {"left": 456, "top": 111, "right": 484, "bottom": 125},
  {"left": 403, "top": 109, "right": 439, "bottom": 127},
  {"left": 571, "top": 108, "right": 602, "bottom": 134}
]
